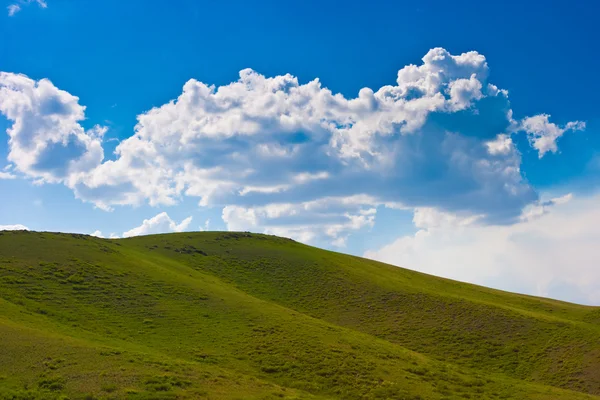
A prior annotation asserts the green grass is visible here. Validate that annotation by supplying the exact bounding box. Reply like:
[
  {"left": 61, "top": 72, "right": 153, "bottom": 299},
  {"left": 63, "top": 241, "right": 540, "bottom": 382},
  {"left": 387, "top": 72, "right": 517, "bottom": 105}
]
[{"left": 0, "top": 230, "right": 599, "bottom": 399}]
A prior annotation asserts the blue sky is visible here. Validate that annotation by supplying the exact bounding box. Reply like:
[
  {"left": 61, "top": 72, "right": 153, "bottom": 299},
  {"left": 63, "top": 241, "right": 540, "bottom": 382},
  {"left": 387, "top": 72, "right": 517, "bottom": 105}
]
[{"left": 1, "top": 0, "right": 600, "bottom": 304}]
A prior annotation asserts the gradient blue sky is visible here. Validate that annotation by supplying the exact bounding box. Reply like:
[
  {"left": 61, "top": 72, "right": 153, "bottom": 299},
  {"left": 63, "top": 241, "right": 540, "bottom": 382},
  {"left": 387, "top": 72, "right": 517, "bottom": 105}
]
[{"left": 1, "top": 0, "right": 599, "bottom": 304}]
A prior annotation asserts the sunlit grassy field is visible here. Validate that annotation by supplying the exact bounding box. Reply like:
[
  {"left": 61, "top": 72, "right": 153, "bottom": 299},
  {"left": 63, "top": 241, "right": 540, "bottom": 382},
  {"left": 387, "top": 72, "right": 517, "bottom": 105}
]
[{"left": 0, "top": 230, "right": 599, "bottom": 399}]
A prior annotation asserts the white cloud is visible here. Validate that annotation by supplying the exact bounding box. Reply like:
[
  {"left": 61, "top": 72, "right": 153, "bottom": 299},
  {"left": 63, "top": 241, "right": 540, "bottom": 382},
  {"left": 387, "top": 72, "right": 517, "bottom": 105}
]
[
  {"left": 7, "top": 4, "right": 20, "bottom": 15},
  {"left": 28, "top": 47, "right": 537, "bottom": 223},
  {"left": 0, "top": 171, "right": 16, "bottom": 179},
  {"left": 0, "top": 72, "right": 105, "bottom": 185},
  {"left": 222, "top": 196, "right": 376, "bottom": 245},
  {"left": 239, "top": 184, "right": 289, "bottom": 196},
  {"left": 7, "top": 0, "right": 46, "bottom": 16},
  {"left": 122, "top": 212, "right": 193, "bottom": 238},
  {"left": 222, "top": 206, "right": 257, "bottom": 232},
  {"left": 447, "top": 74, "right": 483, "bottom": 111},
  {"left": 485, "top": 134, "right": 513, "bottom": 155},
  {"left": 292, "top": 171, "right": 330, "bottom": 184},
  {"left": 519, "top": 193, "right": 572, "bottom": 222},
  {"left": 412, "top": 207, "right": 482, "bottom": 229},
  {"left": 199, "top": 219, "right": 210, "bottom": 231},
  {"left": 520, "top": 114, "right": 586, "bottom": 158},
  {"left": 365, "top": 192, "right": 600, "bottom": 305},
  {"left": 0, "top": 48, "right": 587, "bottom": 242},
  {"left": 90, "top": 230, "right": 120, "bottom": 239},
  {"left": 0, "top": 224, "right": 28, "bottom": 231}
]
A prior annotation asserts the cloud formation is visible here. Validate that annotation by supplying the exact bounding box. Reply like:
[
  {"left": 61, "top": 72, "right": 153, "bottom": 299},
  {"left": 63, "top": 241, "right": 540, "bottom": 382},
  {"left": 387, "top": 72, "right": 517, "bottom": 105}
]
[
  {"left": 0, "top": 224, "right": 29, "bottom": 231},
  {"left": 0, "top": 73, "right": 105, "bottom": 185},
  {"left": 91, "top": 213, "right": 193, "bottom": 239},
  {"left": 7, "top": 0, "right": 46, "bottom": 16},
  {"left": 0, "top": 171, "right": 16, "bottom": 180},
  {"left": 520, "top": 114, "right": 585, "bottom": 158},
  {"left": 122, "top": 212, "right": 192, "bottom": 238},
  {"left": 222, "top": 195, "right": 377, "bottom": 245},
  {"left": 365, "top": 192, "right": 600, "bottom": 305},
  {"left": 0, "top": 48, "right": 586, "bottom": 243}
]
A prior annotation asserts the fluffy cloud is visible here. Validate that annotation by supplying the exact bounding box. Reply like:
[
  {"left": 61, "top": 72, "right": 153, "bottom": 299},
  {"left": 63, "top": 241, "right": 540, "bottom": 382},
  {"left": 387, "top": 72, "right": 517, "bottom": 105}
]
[
  {"left": 0, "top": 224, "right": 28, "bottom": 230},
  {"left": 0, "top": 72, "right": 105, "bottom": 185},
  {"left": 485, "top": 134, "right": 513, "bottom": 156},
  {"left": 520, "top": 114, "right": 585, "bottom": 157},
  {"left": 89, "top": 231, "right": 121, "bottom": 239},
  {"left": 122, "top": 212, "right": 193, "bottom": 238},
  {"left": 365, "top": 192, "right": 600, "bottom": 305},
  {"left": 7, "top": 0, "right": 46, "bottom": 16},
  {"left": 91, "top": 213, "right": 194, "bottom": 239},
  {"left": 0, "top": 48, "right": 587, "bottom": 243},
  {"left": 69, "top": 48, "right": 537, "bottom": 218}
]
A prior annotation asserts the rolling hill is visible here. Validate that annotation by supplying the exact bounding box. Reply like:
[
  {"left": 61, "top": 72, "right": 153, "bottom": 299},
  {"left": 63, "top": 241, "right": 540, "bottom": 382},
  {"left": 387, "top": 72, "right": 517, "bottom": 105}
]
[{"left": 0, "top": 230, "right": 599, "bottom": 400}]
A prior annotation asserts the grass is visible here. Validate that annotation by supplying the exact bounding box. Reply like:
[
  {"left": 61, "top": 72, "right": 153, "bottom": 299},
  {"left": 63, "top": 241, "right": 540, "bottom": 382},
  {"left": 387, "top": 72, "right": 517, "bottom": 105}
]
[{"left": 0, "top": 230, "right": 599, "bottom": 399}]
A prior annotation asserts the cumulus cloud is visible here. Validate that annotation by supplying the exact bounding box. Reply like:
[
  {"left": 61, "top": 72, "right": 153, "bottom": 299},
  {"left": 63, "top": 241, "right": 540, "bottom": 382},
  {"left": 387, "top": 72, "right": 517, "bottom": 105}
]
[
  {"left": 365, "top": 192, "right": 600, "bottom": 305},
  {"left": 0, "top": 72, "right": 105, "bottom": 186},
  {"left": 7, "top": 0, "right": 47, "bottom": 16},
  {"left": 520, "top": 114, "right": 586, "bottom": 158},
  {"left": 122, "top": 212, "right": 193, "bottom": 238},
  {"left": 0, "top": 224, "right": 28, "bottom": 230},
  {"left": 74, "top": 49, "right": 533, "bottom": 219},
  {"left": 0, "top": 48, "right": 587, "bottom": 243},
  {"left": 485, "top": 134, "right": 513, "bottom": 156}
]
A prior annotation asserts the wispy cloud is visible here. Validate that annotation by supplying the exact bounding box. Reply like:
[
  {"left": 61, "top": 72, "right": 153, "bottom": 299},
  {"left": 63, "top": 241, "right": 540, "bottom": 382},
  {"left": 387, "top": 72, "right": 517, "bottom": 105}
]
[
  {"left": 0, "top": 171, "right": 16, "bottom": 180},
  {"left": 7, "top": 4, "right": 21, "bottom": 16},
  {"left": 7, "top": 0, "right": 47, "bottom": 16}
]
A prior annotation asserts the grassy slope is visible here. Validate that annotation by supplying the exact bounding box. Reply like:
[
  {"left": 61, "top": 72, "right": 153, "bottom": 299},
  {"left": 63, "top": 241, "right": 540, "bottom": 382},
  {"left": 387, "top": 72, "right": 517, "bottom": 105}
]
[{"left": 0, "top": 231, "right": 598, "bottom": 400}]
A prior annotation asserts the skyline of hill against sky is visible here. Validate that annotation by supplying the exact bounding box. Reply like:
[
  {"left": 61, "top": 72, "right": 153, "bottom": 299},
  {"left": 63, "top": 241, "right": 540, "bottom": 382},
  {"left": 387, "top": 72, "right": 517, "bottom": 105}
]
[{"left": 1, "top": 0, "right": 600, "bottom": 304}]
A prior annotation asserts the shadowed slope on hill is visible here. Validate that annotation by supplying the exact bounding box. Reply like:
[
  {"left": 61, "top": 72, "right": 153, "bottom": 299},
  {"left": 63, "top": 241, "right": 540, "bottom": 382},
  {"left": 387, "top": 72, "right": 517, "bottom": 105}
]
[{"left": 0, "top": 230, "right": 598, "bottom": 399}]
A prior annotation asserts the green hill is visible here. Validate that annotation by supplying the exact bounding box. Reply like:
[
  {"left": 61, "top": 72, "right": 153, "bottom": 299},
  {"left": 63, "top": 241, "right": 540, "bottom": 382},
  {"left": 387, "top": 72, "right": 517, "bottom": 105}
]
[{"left": 0, "top": 230, "right": 599, "bottom": 400}]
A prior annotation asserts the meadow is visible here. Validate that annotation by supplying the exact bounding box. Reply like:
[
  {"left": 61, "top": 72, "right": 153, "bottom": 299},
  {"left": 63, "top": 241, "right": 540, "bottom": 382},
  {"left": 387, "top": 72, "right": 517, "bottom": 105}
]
[{"left": 0, "top": 230, "right": 598, "bottom": 399}]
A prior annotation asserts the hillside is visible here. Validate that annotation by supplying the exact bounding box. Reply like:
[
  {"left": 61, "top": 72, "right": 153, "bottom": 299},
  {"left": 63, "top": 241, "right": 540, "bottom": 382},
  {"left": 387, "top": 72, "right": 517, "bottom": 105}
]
[{"left": 0, "top": 230, "right": 599, "bottom": 400}]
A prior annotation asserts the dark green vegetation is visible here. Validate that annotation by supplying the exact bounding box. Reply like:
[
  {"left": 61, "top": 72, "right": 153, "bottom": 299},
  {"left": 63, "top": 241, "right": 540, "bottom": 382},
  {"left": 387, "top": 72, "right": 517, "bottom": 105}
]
[{"left": 1, "top": 230, "right": 599, "bottom": 399}]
